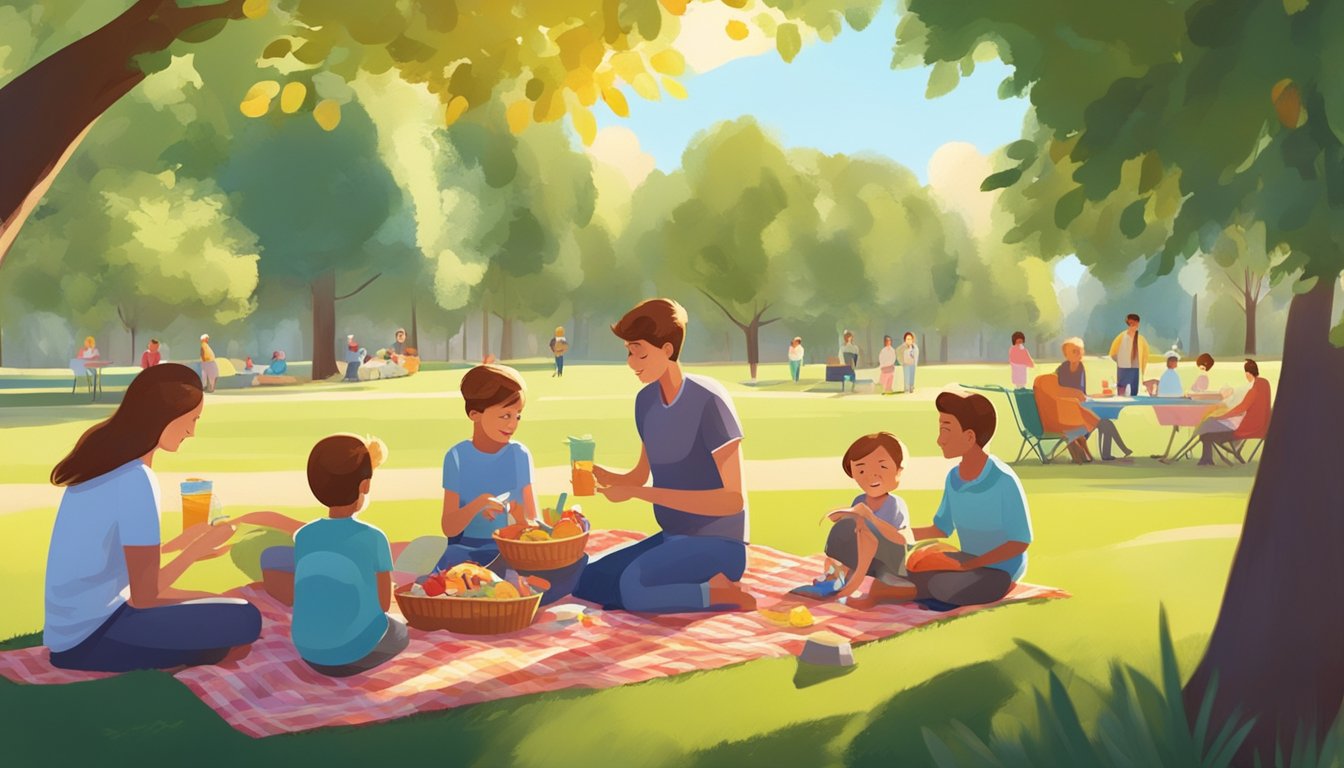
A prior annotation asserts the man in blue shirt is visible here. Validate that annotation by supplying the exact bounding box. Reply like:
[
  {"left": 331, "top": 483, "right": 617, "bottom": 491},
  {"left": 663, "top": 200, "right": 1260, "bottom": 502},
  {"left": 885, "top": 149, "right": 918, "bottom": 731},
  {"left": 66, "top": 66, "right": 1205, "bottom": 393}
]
[{"left": 853, "top": 391, "right": 1033, "bottom": 610}]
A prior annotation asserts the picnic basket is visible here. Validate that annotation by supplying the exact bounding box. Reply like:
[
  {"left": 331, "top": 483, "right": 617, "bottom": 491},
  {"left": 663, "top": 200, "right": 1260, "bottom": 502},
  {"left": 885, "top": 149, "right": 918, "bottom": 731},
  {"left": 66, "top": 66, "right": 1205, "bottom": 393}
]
[
  {"left": 394, "top": 588, "right": 543, "bottom": 634},
  {"left": 493, "top": 526, "right": 589, "bottom": 571}
]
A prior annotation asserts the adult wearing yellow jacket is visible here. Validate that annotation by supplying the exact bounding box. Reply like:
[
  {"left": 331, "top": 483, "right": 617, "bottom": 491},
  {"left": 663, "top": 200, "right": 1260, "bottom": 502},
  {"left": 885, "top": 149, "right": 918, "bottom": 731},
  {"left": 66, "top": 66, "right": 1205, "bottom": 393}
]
[{"left": 1107, "top": 313, "right": 1150, "bottom": 396}]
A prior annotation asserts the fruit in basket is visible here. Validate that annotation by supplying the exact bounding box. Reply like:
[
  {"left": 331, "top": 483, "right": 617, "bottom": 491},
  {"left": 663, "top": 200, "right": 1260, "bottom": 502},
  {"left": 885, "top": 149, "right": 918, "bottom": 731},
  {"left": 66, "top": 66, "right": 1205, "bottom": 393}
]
[
  {"left": 520, "top": 528, "right": 551, "bottom": 542},
  {"left": 491, "top": 581, "right": 521, "bottom": 600},
  {"left": 423, "top": 572, "right": 447, "bottom": 597},
  {"left": 550, "top": 519, "right": 584, "bottom": 539}
]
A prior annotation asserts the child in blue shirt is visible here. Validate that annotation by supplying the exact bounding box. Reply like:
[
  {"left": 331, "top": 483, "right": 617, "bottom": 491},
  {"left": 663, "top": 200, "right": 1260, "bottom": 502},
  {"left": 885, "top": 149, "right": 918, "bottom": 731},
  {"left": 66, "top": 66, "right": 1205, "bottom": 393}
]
[
  {"left": 436, "top": 364, "right": 540, "bottom": 573},
  {"left": 238, "top": 434, "right": 407, "bottom": 676}
]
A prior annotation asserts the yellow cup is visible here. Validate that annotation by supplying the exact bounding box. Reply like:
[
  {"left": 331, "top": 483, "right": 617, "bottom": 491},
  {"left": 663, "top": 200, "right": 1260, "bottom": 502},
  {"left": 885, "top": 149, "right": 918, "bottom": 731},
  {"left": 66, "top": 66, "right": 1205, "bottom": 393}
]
[{"left": 180, "top": 477, "right": 212, "bottom": 530}]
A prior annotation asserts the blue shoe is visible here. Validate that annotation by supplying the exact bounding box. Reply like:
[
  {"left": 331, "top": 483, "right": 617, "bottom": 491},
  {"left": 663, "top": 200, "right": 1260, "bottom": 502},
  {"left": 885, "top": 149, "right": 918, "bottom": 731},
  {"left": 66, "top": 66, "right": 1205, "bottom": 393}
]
[
  {"left": 790, "top": 580, "right": 844, "bottom": 600},
  {"left": 916, "top": 598, "right": 960, "bottom": 612}
]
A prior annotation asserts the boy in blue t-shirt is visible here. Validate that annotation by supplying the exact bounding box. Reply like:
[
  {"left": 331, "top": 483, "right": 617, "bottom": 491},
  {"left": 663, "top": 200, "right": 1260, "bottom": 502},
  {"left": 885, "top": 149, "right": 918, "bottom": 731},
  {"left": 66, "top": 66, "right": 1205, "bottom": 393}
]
[
  {"left": 794, "top": 433, "right": 914, "bottom": 601},
  {"left": 238, "top": 434, "right": 407, "bottom": 676},
  {"left": 436, "top": 364, "right": 540, "bottom": 573}
]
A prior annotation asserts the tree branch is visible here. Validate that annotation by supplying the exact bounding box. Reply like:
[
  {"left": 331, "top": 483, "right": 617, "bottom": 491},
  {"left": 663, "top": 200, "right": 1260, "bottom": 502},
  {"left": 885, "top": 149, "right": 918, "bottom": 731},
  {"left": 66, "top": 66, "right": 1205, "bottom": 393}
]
[
  {"left": 1220, "top": 268, "right": 1244, "bottom": 298},
  {"left": 759, "top": 316, "right": 781, "bottom": 328},
  {"left": 697, "top": 288, "right": 748, "bottom": 331},
  {"left": 335, "top": 273, "right": 382, "bottom": 301}
]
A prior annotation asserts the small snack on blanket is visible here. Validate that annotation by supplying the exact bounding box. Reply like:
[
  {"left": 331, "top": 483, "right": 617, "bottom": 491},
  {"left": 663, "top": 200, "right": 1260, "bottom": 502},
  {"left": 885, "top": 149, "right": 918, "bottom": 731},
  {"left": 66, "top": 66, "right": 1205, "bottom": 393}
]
[{"left": 905, "top": 542, "right": 962, "bottom": 573}]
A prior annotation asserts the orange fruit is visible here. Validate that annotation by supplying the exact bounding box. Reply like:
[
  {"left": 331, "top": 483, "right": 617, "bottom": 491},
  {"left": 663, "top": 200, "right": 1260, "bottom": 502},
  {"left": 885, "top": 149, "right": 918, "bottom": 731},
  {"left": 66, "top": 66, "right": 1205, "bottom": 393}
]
[
  {"left": 551, "top": 520, "right": 583, "bottom": 539},
  {"left": 1272, "top": 79, "right": 1303, "bottom": 129}
]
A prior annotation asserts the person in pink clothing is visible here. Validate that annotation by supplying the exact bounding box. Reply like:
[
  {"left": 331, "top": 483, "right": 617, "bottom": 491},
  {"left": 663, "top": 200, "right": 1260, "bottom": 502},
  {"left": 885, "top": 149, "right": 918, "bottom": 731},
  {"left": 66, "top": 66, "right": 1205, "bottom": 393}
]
[
  {"left": 1008, "top": 331, "right": 1035, "bottom": 388},
  {"left": 139, "top": 339, "right": 161, "bottom": 369}
]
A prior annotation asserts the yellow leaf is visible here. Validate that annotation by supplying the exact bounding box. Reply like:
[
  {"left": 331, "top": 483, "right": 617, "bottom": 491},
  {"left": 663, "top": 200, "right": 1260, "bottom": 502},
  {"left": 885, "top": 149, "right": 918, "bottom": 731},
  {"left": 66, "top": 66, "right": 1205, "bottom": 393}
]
[
  {"left": 245, "top": 80, "right": 281, "bottom": 101},
  {"left": 650, "top": 49, "right": 685, "bottom": 76},
  {"left": 242, "top": 0, "right": 268, "bottom": 20},
  {"left": 239, "top": 95, "right": 270, "bottom": 118},
  {"left": 610, "top": 51, "right": 645, "bottom": 84},
  {"left": 533, "top": 91, "right": 566, "bottom": 123},
  {"left": 722, "top": 0, "right": 749, "bottom": 8},
  {"left": 575, "top": 80, "right": 598, "bottom": 107},
  {"left": 280, "top": 82, "right": 306, "bottom": 113},
  {"left": 571, "top": 105, "right": 597, "bottom": 145},
  {"left": 658, "top": 0, "right": 688, "bottom": 14},
  {"left": 443, "top": 95, "right": 469, "bottom": 126},
  {"left": 631, "top": 72, "right": 660, "bottom": 100},
  {"left": 506, "top": 100, "right": 531, "bottom": 134},
  {"left": 661, "top": 76, "right": 687, "bottom": 100},
  {"left": 313, "top": 99, "right": 341, "bottom": 130},
  {"left": 726, "top": 20, "right": 749, "bottom": 40},
  {"left": 601, "top": 87, "right": 630, "bottom": 117}
]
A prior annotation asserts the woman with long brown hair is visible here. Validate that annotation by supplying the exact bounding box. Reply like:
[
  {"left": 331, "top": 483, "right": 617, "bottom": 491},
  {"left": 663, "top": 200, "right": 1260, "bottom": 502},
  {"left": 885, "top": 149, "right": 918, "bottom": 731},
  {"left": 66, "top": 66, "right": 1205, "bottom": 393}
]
[{"left": 44, "top": 363, "right": 261, "bottom": 671}]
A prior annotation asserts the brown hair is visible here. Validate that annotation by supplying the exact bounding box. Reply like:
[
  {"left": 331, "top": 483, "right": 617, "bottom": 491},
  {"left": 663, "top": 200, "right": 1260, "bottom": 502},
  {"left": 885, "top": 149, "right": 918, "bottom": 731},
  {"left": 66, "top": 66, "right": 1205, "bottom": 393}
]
[
  {"left": 612, "top": 298, "right": 688, "bottom": 361},
  {"left": 935, "top": 391, "right": 998, "bottom": 447},
  {"left": 1011, "top": 331, "right": 1026, "bottom": 345},
  {"left": 51, "top": 364, "right": 203, "bottom": 487},
  {"left": 461, "top": 364, "right": 526, "bottom": 416},
  {"left": 1196, "top": 353, "right": 1215, "bottom": 370},
  {"left": 308, "top": 435, "right": 373, "bottom": 507},
  {"left": 842, "top": 432, "right": 905, "bottom": 477},
  {"left": 1244, "top": 358, "right": 1259, "bottom": 377}
]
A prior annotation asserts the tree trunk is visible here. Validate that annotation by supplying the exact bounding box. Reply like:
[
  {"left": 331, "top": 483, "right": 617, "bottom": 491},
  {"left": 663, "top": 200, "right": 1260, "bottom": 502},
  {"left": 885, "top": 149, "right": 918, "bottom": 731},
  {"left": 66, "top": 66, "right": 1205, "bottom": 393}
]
[
  {"left": 1244, "top": 295, "right": 1258, "bottom": 355},
  {"left": 410, "top": 294, "right": 419, "bottom": 350},
  {"left": 940, "top": 333, "right": 949, "bottom": 363},
  {"left": 311, "top": 272, "right": 337, "bottom": 380},
  {"left": 480, "top": 304, "right": 490, "bottom": 361},
  {"left": 1189, "top": 293, "right": 1201, "bottom": 355},
  {"left": 921, "top": 332, "right": 929, "bottom": 362},
  {"left": 745, "top": 321, "right": 761, "bottom": 380},
  {"left": 498, "top": 314, "right": 515, "bottom": 360},
  {"left": 1183, "top": 281, "right": 1344, "bottom": 762},
  {"left": 0, "top": 0, "right": 245, "bottom": 267},
  {"left": 460, "top": 320, "right": 467, "bottom": 361},
  {"left": 129, "top": 326, "right": 137, "bottom": 365}
]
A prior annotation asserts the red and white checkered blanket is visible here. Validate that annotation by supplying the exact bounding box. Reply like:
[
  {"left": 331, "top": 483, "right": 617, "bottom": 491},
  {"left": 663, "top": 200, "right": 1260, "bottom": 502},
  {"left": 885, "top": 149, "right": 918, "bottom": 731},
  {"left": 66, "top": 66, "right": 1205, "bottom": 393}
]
[{"left": 0, "top": 530, "right": 1067, "bottom": 738}]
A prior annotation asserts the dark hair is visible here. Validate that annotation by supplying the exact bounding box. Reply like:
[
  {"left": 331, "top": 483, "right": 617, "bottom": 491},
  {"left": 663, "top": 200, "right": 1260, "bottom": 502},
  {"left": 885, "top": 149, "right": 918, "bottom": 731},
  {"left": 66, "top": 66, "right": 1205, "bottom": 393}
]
[
  {"left": 842, "top": 432, "right": 905, "bottom": 477},
  {"left": 149, "top": 338, "right": 159, "bottom": 345},
  {"left": 612, "top": 298, "right": 688, "bottom": 361},
  {"left": 461, "top": 364, "right": 526, "bottom": 416},
  {"left": 1011, "top": 331, "right": 1026, "bottom": 345},
  {"left": 1126, "top": 313, "right": 1141, "bottom": 324},
  {"left": 1244, "top": 358, "right": 1259, "bottom": 377},
  {"left": 903, "top": 331, "right": 915, "bottom": 341},
  {"left": 935, "top": 392, "right": 997, "bottom": 448},
  {"left": 50, "top": 364, "right": 203, "bottom": 486},
  {"left": 883, "top": 335, "right": 892, "bottom": 345},
  {"left": 307, "top": 435, "right": 373, "bottom": 507},
  {"left": 1196, "top": 353, "right": 1215, "bottom": 370}
]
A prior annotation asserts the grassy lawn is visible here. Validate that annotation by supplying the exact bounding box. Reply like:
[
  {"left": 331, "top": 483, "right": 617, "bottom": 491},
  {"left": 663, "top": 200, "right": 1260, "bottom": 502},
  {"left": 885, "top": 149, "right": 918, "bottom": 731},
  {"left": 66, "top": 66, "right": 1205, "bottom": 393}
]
[{"left": 0, "top": 362, "right": 1264, "bottom": 766}]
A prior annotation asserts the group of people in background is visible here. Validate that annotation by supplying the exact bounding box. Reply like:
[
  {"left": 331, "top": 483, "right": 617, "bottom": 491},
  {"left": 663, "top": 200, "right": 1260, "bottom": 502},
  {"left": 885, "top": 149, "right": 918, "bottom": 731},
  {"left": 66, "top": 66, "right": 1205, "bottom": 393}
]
[
  {"left": 785, "top": 330, "right": 920, "bottom": 393},
  {"left": 1011, "top": 312, "right": 1272, "bottom": 467}
]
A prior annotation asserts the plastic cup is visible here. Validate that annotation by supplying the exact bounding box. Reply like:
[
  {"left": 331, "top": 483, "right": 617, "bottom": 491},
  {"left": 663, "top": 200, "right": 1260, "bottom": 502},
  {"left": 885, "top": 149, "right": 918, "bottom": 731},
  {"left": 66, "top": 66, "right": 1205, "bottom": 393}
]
[
  {"left": 180, "top": 478, "right": 212, "bottom": 530},
  {"left": 565, "top": 436, "right": 596, "bottom": 497}
]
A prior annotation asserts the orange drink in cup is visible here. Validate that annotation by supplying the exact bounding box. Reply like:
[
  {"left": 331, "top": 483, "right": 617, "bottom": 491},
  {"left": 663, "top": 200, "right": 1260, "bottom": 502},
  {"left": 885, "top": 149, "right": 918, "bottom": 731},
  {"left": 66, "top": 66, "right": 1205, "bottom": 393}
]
[
  {"left": 180, "top": 478, "right": 212, "bottom": 529},
  {"left": 566, "top": 436, "right": 597, "bottom": 496}
]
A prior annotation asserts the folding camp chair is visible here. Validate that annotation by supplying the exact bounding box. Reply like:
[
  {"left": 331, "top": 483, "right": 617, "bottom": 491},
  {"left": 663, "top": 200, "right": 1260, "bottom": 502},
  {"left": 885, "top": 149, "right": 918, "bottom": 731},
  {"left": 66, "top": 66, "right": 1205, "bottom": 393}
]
[
  {"left": 1214, "top": 437, "right": 1265, "bottom": 464},
  {"left": 961, "top": 384, "right": 1069, "bottom": 464}
]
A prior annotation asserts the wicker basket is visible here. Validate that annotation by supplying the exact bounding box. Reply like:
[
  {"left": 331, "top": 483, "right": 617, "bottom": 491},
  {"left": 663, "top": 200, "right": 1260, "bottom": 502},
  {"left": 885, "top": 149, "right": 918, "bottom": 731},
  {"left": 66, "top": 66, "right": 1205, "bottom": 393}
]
[
  {"left": 394, "top": 588, "right": 543, "bottom": 634},
  {"left": 493, "top": 529, "right": 589, "bottom": 572}
]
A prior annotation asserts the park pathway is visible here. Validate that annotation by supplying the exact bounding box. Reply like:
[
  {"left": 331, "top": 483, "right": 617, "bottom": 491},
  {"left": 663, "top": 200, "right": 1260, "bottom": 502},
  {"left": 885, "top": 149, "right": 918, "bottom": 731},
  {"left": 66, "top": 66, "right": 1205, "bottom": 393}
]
[{"left": 0, "top": 456, "right": 958, "bottom": 516}]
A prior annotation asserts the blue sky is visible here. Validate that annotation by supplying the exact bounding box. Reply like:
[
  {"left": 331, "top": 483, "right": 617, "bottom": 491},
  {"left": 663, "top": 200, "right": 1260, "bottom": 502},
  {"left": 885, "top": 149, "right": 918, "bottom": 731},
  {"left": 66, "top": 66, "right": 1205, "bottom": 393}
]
[{"left": 593, "top": 4, "right": 1028, "bottom": 184}]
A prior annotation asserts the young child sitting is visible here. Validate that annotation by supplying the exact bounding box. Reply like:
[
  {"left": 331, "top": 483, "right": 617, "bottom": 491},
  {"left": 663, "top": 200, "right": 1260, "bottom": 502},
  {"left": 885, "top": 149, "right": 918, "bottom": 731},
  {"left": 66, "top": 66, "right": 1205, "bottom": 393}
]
[
  {"left": 436, "top": 364, "right": 541, "bottom": 573},
  {"left": 237, "top": 435, "right": 408, "bottom": 676},
  {"left": 793, "top": 432, "right": 914, "bottom": 601}
]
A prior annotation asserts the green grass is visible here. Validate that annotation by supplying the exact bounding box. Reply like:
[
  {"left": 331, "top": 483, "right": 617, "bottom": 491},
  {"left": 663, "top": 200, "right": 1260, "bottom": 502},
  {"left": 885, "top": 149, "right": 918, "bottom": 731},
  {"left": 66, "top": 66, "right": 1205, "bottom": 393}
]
[{"left": 0, "top": 362, "right": 1265, "bottom": 766}]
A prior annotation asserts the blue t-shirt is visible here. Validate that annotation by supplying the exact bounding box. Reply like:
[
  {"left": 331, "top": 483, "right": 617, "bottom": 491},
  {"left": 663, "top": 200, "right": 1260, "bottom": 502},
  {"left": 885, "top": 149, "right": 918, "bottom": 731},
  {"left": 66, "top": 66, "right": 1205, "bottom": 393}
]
[
  {"left": 634, "top": 374, "right": 747, "bottom": 540},
  {"left": 931, "top": 456, "right": 1033, "bottom": 581},
  {"left": 441, "top": 440, "right": 534, "bottom": 540},
  {"left": 292, "top": 516, "right": 393, "bottom": 667},
  {"left": 44, "top": 461, "right": 162, "bottom": 652},
  {"left": 264, "top": 359, "right": 287, "bottom": 375},
  {"left": 850, "top": 493, "right": 910, "bottom": 530},
  {"left": 1157, "top": 368, "right": 1183, "bottom": 397}
]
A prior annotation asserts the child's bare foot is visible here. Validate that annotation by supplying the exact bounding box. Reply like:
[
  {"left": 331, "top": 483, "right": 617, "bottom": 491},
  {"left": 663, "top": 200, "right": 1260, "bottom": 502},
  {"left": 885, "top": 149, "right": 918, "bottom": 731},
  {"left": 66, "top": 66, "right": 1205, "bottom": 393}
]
[
  {"left": 848, "top": 582, "right": 918, "bottom": 610},
  {"left": 708, "top": 573, "right": 757, "bottom": 611}
]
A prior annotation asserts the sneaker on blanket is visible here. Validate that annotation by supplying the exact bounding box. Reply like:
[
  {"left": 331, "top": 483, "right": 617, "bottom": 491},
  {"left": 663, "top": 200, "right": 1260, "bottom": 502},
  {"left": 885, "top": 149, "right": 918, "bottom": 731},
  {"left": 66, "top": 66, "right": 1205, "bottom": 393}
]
[
  {"left": 790, "top": 580, "right": 844, "bottom": 600},
  {"left": 915, "top": 598, "right": 960, "bottom": 612}
]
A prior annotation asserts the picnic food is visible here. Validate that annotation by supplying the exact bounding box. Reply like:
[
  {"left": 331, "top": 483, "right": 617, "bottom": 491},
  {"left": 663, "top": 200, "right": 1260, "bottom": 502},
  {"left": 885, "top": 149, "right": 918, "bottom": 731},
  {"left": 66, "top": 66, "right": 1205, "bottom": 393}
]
[
  {"left": 905, "top": 542, "right": 962, "bottom": 573},
  {"left": 396, "top": 568, "right": 548, "bottom": 634},
  {"left": 493, "top": 509, "right": 591, "bottom": 571}
]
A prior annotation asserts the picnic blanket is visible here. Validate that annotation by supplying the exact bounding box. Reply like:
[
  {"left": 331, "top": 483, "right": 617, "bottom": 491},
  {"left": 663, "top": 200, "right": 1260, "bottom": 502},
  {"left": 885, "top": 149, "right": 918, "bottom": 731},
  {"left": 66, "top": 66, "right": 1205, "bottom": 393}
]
[{"left": 0, "top": 530, "right": 1067, "bottom": 738}]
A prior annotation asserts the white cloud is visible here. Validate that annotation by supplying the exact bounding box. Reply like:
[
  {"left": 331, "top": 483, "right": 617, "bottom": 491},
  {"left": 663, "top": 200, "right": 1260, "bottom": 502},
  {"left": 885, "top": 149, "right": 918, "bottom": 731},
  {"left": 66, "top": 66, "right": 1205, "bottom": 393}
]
[
  {"left": 927, "top": 141, "right": 996, "bottom": 238},
  {"left": 587, "top": 125, "right": 656, "bottom": 190},
  {"left": 675, "top": 2, "right": 777, "bottom": 74}
]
